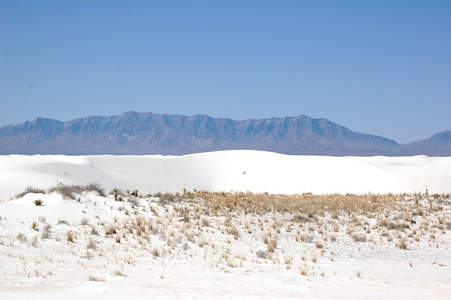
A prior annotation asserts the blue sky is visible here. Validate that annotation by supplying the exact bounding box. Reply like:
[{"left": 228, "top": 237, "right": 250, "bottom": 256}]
[{"left": 0, "top": 1, "right": 450, "bottom": 143}]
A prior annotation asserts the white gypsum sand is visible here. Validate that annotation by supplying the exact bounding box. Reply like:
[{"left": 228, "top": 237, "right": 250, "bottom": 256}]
[
  {"left": 0, "top": 150, "right": 450, "bottom": 299},
  {"left": 1, "top": 150, "right": 451, "bottom": 201}
]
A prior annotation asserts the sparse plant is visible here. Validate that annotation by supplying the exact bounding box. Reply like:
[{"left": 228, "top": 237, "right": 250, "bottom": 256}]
[
  {"left": 87, "top": 237, "right": 97, "bottom": 250},
  {"left": 41, "top": 224, "right": 52, "bottom": 239},
  {"left": 31, "top": 221, "right": 39, "bottom": 231},
  {"left": 16, "top": 232, "right": 27, "bottom": 242},
  {"left": 114, "top": 270, "right": 126, "bottom": 276},
  {"left": 398, "top": 239, "right": 408, "bottom": 250},
  {"left": 105, "top": 225, "right": 117, "bottom": 235},
  {"left": 352, "top": 234, "right": 367, "bottom": 243},
  {"left": 315, "top": 241, "right": 323, "bottom": 249},
  {"left": 91, "top": 226, "right": 99, "bottom": 236},
  {"left": 17, "top": 186, "right": 46, "bottom": 198},
  {"left": 228, "top": 226, "right": 240, "bottom": 239},
  {"left": 267, "top": 238, "right": 278, "bottom": 252},
  {"left": 88, "top": 275, "right": 105, "bottom": 282},
  {"left": 67, "top": 231, "right": 75, "bottom": 243},
  {"left": 84, "top": 182, "right": 106, "bottom": 196},
  {"left": 31, "top": 236, "right": 38, "bottom": 247},
  {"left": 256, "top": 249, "right": 267, "bottom": 259},
  {"left": 152, "top": 247, "right": 161, "bottom": 257},
  {"left": 128, "top": 197, "right": 140, "bottom": 207},
  {"left": 33, "top": 199, "right": 44, "bottom": 206}
]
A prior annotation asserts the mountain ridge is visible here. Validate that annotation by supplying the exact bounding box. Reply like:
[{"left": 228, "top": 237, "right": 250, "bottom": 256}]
[{"left": 0, "top": 112, "right": 449, "bottom": 156}]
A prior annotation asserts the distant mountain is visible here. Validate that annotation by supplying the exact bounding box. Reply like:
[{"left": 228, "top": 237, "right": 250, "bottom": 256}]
[
  {"left": 0, "top": 112, "right": 449, "bottom": 156},
  {"left": 402, "top": 130, "right": 451, "bottom": 156}
]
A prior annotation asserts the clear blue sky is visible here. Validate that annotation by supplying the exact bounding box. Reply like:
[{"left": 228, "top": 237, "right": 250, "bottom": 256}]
[{"left": 1, "top": 1, "right": 450, "bottom": 143}]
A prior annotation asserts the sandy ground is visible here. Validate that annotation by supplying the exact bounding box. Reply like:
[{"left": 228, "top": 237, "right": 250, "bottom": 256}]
[{"left": 1, "top": 151, "right": 450, "bottom": 299}]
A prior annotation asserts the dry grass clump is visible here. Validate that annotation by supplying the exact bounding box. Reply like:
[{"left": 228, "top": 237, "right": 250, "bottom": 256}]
[
  {"left": 41, "top": 224, "right": 52, "bottom": 239},
  {"left": 195, "top": 191, "right": 394, "bottom": 218},
  {"left": 17, "top": 186, "right": 46, "bottom": 198},
  {"left": 67, "top": 231, "right": 75, "bottom": 243},
  {"left": 48, "top": 182, "right": 105, "bottom": 199},
  {"left": 267, "top": 238, "right": 278, "bottom": 253},
  {"left": 398, "top": 239, "right": 408, "bottom": 250},
  {"left": 88, "top": 275, "right": 105, "bottom": 282}
]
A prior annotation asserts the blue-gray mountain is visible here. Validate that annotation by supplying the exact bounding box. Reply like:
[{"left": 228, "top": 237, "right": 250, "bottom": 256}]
[{"left": 0, "top": 112, "right": 449, "bottom": 156}]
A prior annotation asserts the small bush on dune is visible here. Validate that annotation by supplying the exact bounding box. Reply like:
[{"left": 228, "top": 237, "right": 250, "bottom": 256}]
[
  {"left": 128, "top": 197, "right": 140, "bottom": 207},
  {"left": 267, "top": 238, "right": 278, "bottom": 252},
  {"left": 84, "top": 182, "right": 106, "bottom": 196},
  {"left": 17, "top": 186, "right": 46, "bottom": 198},
  {"left": 31, "top": 221, "right": 39, "bottom": 231},
  {"left": 49, "top": 182, "right": 106, "bottom": 199},
  {"left": 398, "top": 239, "right": 408, "bottom": 250},
  {"left": 41, "top": 224, "right": 52, "bottom": 239},
  {"left": 88, "top": 275, "right": 105, "bottom": 282},
  {"left": 352, "top": 234, "right": 367, "bottom": 243},
  {"left": 33, "top": 199, "right": 44, "bottom": 206},
  {"left": 67, "top": 231, "right": 75, "bottom": 243},
  {"left": 256, "top": 249, "right": 267, "bottom": 259},
  {"left": 49, "top": 184, "right": 77, "bottom": 199}
]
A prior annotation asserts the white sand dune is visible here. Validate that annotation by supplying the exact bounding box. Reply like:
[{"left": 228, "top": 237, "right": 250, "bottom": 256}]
[
  {"left": 1, "top": 150, "right": 451, "bottom": 201},
  {"left": 1, "top": 150, "right": 450, "bottom": 299}
]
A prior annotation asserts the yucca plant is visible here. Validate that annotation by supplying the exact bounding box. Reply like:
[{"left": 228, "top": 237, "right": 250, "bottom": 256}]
[{"left": 33, "top": 199, "right": 44, "bottom": 206}]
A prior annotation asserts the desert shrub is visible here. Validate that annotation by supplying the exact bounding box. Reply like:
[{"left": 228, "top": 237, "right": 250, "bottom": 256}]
[
  {"left": 33, "top": 199, "right": 44, "bottom": 206},
  {"left": 31, "top": 236, "right": 38, "bottom": 247},
  {"left": 67, "top": 231, "right": 75, "bottom": 243},
  {"left": 31, "top": 221, "right": 39, "bottom": 231},
  {"left": 201, "top": 218, "right": 211, "bottom": 227},
  {"left": 352, "top": 234, "right": 367, "bottom": 243},
  {"left": 256, "top": 249, "right": 267, "bottom": 259},
  {"left": 285, "top": 255, "right": 293, "bottom": 265},
  {"left": 49, "top": 183, "right": 105, "bottom": 199},
  {"left": 16, "top": 232, "right": 27, "bottom": 242},
  {"left": 267, "top": 238, "right": 278, "bottom": 252},
  {"left": 152, "top": 247, "right": 161, "bottom": 257},
  {"left": 87, "top": 237, "right": 97, "bottom": 250},
  {"left": 228, "top": 226, "right": 240, "bottom": 239},
  {"left": 91, "top": 226, "right": 99, "bottom": 236},
  {"left": 131, "top": 190, "right": 139, "bottom": 197},
  {"left": 291, "top": 214, "right": 309, "bottom": 223},
  {"left": 114, "top": 270, "right": 126, "bottom": 277},
  {"left": 49, "top": 184, "right": 77, "bottom": 199},
  {"left": 41, "top": 224, "right": 52, "bottom": 239},
  {"left": 88, "top": 276, "right": 105, "bottom": 282},
  {"left": 159, "top": 193, "right": 174, "bottom": 204},
  {"left": 398, "top": 239, "right": 408, "bottom": 250},
  {"left": 84, "top": 182, "right": 105, "bottom": 196},
  {"left": 128, "top": 197, "right": 140, "bottom": 207},
  {"left": 105, "top": 225, "right": 117, "bottom": 235},
  {"left": 81, "top": 217, "right": 90, "bottom": 226},
  {"left": 17, "top": 186, "right": 46, "bottom": 198}
]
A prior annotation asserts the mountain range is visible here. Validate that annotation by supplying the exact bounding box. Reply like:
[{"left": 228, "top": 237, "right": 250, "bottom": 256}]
[{"left": 0, "top": 111, "right": 450, "bottom": 156}]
